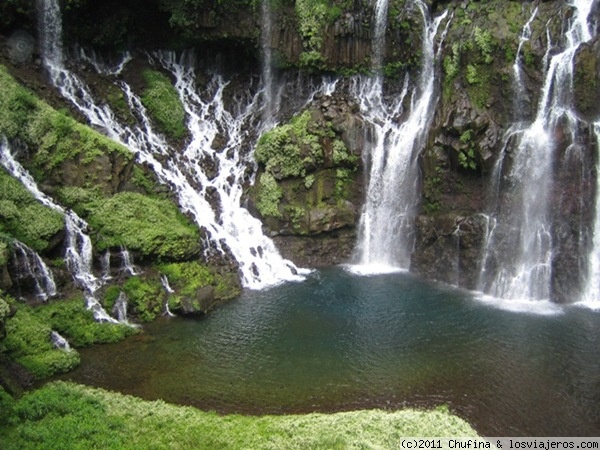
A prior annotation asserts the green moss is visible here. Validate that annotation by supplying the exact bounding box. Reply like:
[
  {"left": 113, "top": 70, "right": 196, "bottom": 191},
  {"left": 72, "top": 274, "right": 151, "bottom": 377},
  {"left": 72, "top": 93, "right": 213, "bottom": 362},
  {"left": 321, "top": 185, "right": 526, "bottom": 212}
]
[
  {"left": 3, "top": 306, "right": 80, "bottom": 379},
  {"left": 159, "top": 261, "right": 240, "bottom": 303},
  {"left": 0, "top": 381, "right": 479, "bottom": 450},
  {"left": 0, "top": 296, "right": 9, "bottom": 325},
  {"left": 0, "top": 65, "right": 133, "bottom": 180},
  {"left": 121, "top": 276, "right": 165, "bottom": 323},
  {"left": 0, "top": 169, "right": 64, "bottom": 253},
  {"left": 85, "top": 192, "right": 200, "bottom": 259},
  {"left": 141, "top": 70, "right": 186, "bottom": 140},
  {"left": 255, "top": 110, "right": 324, "bottom": 179},
  {"left": 256, "top": 172, "right": 283, "bottom": 218},
  {"left": 31, "top": 298, "right": 137, "bottom": 347}
]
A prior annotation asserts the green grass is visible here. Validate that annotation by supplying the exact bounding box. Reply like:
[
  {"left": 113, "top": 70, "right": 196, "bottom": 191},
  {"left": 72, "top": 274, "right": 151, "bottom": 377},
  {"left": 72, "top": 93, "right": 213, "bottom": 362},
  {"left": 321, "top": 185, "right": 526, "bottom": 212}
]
[{"left": 0, "top": 382, "right": 479, "bottom": 449}]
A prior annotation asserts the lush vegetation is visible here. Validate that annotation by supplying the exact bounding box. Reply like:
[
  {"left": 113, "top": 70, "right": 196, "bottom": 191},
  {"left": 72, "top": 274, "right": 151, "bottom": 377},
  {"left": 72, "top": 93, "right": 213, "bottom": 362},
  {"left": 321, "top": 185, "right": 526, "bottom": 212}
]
[
  {"left": 0, "top": 170, "right": 64, "bottom": 253},
  {"left": 84, "top": 192, "right": 201, "bottom": 260},
  {"left": 0, "top": 66, "right": 133, "bottom": 184},
  {"left": 159, "top": 261, "right": 241, "bottom": 312},
  {"left": 0, "top": 294, "right": 136, "bottom": 379},
  {"left": 141, "top": 69, "right": 187, "bottom": 140},
  {"left": 0, "top": 381, "right": 479, "bottom": 449}
]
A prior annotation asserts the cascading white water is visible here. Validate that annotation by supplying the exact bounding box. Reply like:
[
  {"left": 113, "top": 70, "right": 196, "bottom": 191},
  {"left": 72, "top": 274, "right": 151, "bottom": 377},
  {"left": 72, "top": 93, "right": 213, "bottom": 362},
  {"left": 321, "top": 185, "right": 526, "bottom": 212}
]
[
  {"left": 11, "top": 241, "right": 57, "bottom": 301},
  {"left": 50, "top": 330, "right": 71, "bottom": 351},
  {"left": 37, "top": 0, "right": 310, "bottom": 289},
  {"left": 119, "top": 246, "right": 141, "bottom": 276},
  {"left": 351, "top": 0, "right": 448, "bottom": 273},
  {"left": 112, "top": 292, "right": 131, "bottom": 324},
  {"left": 155, "top": 51, "right": 310, "bottom": 288},
  {"left": 580, "top": 122, "right": 600, "bottom": 308},
  {"left": 478, "top": 0, "right": 596, "bottom": 302},
  {"left": 0, "top": 137, "right": 118, "bottom": 322}
]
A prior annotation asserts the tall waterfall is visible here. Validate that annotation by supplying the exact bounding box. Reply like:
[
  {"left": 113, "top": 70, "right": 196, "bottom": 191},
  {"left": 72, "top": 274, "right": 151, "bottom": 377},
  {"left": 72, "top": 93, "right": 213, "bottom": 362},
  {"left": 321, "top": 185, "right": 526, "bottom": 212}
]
[
  {"left": 351, "top": 0, "right": 448, "bottom": 273},
  {"left": 0, "top": 138, "right": 117, "bottom": 322},
  {"left": 478, "top": 0, "right": 596, "bottom": 302},
  {"left": 581, "top": 123, "right": 600, "bottom": 308},
  {"left": 37, "top": 0, "right": 309, "bottom": 289}
]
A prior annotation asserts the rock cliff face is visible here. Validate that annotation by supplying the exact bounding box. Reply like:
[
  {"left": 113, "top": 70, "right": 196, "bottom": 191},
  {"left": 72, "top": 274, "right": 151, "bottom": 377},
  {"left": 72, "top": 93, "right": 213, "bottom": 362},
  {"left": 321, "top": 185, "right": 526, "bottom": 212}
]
[{"left": 0, "top": 0, "right": 599, "bottom": 301}]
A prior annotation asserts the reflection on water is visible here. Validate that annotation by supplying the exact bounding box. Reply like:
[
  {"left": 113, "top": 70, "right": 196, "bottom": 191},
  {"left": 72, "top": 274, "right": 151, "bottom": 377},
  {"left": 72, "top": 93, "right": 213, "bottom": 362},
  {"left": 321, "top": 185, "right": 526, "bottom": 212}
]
[{"left": 60, "top": 268, "right": 600, "bottom": 435}]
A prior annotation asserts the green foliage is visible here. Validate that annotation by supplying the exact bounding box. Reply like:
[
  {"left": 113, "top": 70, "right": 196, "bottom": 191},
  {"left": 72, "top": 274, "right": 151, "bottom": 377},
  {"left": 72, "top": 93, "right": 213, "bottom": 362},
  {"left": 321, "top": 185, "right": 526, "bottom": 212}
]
[
  {"left": 473, "top": 27, "right": 494, "bottom": 64},
  {"left": 122, "top": 276, "right": 165, "bottom": 322},
  {"left": 0, "top": 296, "right": 9, "bottom": 324},
  {"left": 31, "top": 298, "right": 137, "bottom": 347},
  {"left": 0, "top": 381, "right": 479, "bottom": 449},
  {"left": 141, "top": 70, "right": 186, "bottom": 140},
  {"left": 0, "top": 240, "right": 8, "bottom": 266},
  {"left": 256, "top": 172, "right": 283, "bottom": 218},
  {"left": 295, "top": 0, "right": 329, "bottom": 51},
  {"left": 332, "top": 139, "right": 356, "bottom": 166},
  {"left": 3, "top": 382, "right": 125, "bottom": 448},
  {"left": 255, "top": 110, "right": 325, "bottom": 179},
  {"left": 465, "top": 64, "right": 480, "bottom": 85},
  {"left": 298, "top": 50, "right": 325, "bottom": 72},
  {"left": 159, "top": 261, "right": 213, "bottom": 296},
  {"left": 0, "top": 65, "right": 132, "bottom": 179},
  {"left": 304, "top": 174, "right": 315, "bottom": 189},
  {"left": 130, "top": 166, "right": 158, "bottom": 194},
  {"left": 159, "top": 261, "right": 240, "bottom": 302},
  {"left": 3, "top": 307, "right": 80, "bottom": 379},
  {"left": 0, "top": 170, "right": 64, "bottom": 252},
  {"left": 458, "top": 130, "right": 478, "bottom": 171},
  {"left": 85, "top": 192, "right": 200, "bottom": 259},
  {"left": 335, "top": 168, "right": 352, "bottom": 200},
  {"left": 443, "top": 42, "right": 461, "bottom": 80}
]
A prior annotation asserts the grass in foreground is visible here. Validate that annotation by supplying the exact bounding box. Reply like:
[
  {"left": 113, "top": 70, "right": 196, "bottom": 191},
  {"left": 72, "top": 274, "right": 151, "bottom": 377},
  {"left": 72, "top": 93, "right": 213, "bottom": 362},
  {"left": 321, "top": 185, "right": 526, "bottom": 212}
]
[{"left": 0, "top": 382, "right": 478, "bottom": 449}]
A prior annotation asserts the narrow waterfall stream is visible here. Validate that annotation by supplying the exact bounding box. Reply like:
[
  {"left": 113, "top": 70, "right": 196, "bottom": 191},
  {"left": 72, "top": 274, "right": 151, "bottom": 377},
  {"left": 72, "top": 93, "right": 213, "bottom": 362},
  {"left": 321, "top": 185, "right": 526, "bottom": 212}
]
[{"left": 351, "top": 0, "right": 449, "bottom": 273}]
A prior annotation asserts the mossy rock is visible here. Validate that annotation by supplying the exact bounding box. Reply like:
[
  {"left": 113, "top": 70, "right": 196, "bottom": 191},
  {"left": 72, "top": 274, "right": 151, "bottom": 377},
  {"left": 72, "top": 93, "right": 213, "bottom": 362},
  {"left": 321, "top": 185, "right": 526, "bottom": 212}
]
[
  {"left": 0, "top": 169, "right": 64, "bottom": 253},
  {"left": 159, "top": 261, "right": 241, "bottom": 315},
  {"left": 140, "top": 70, "right": 186, "bottom": 140},
  {"left": 0, "top": 65, "right": 134, "bottom": 195},
  {"left": 84, "top": 192, "right": 201, "bottom": 260}
]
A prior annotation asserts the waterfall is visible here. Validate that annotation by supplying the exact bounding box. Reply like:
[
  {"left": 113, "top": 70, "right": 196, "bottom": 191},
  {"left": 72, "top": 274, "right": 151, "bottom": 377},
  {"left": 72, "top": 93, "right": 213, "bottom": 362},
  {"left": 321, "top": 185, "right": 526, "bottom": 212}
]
[
  {"left": 37, "top": 0, "right": 308, "bottom": 289},
  {"left": 350, "top": 0, "right": 449, "bottom": 273},
  {"left": 160, "top": 274, "right": 176, "bottom": 317},
  {"left": 11, "top": 241, "right": 57, "bottom": 301},
  {"left": 112, "top": 292, "right": 133, "bottom": 324},
  {"left": 50, "top": 330, "right": 71, "bottom": 351},
  {"left": 478, "top": 0, "right": 596, "bottom": 302},
  {"left": 260, "top": 0, "right": 277, "bottom": 124},
  {"left": 512, "top": 5, "right": 538, "bottom": 118},
  {"left": 580, "top": 123, "right": 600, "bottom": 308},
  {"left": 101, "top": 250, "right": 112, "bottom": 280},
  {"left": 119, "top": 246, "right": 141, "bottom": 276},
  {"left": 0, "top": 138, "right": 118, "bottom": 322}
]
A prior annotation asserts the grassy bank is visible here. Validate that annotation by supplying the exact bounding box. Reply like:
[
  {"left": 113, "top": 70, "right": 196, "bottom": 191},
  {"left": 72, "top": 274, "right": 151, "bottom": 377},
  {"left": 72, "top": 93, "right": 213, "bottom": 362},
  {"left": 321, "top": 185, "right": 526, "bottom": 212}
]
[{"left": 0, "top": 382, "right": 478, "bottom": 449}]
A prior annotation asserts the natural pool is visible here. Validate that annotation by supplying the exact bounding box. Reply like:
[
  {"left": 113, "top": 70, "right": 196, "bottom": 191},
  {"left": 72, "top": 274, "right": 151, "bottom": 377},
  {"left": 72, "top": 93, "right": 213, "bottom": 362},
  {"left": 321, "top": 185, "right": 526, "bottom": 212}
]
[{"left": 60, "top": 267, "right": 600, "bottom": 436}]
